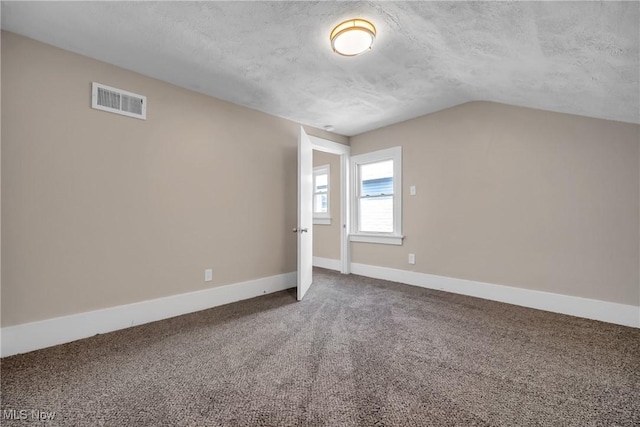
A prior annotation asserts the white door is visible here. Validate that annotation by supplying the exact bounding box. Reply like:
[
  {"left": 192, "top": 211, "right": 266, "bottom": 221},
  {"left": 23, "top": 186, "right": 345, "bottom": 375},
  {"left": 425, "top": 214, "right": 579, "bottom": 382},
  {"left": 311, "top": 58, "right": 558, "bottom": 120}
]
[{"left": 297, "top": 126, "right": 313, "bottom": 300}]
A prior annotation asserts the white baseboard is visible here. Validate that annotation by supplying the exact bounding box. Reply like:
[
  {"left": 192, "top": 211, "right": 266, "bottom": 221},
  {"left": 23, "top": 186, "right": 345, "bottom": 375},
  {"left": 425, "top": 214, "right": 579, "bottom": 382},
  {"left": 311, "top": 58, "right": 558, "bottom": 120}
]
[
  {"left": 313, "top": 256, "right": 341, "bottom": 272},
  {"left": 4, "top": 264, "right": 637, "bottom": 357},
  {"left": 350, "top": 263, "right": 640, "bottom": 328},
  {"left": 1, "top": 272, "right": 296, "bottom": 358}
]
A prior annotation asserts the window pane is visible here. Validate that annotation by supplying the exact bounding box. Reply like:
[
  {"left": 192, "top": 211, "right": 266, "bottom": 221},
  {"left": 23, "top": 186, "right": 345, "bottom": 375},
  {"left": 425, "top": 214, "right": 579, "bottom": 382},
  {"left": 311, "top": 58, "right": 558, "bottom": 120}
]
[
  {"left": 314, "top": 194, "right": 328, "bottom": 213},
  {"left": 360, "top": 160, "right": 393, "bottom": 196},
  {"left": 359, "top": 196, "right": 393, "bottom": 232},
  {"left": 314, "top": 173, "right": 328, "bottom": 193}
]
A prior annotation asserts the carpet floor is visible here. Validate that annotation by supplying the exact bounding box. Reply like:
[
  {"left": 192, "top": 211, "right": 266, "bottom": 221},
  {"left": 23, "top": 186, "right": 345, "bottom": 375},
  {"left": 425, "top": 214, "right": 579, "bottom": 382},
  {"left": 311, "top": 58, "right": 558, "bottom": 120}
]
[{"left": 1, "top": 268, "right": 639, "bottom": 426}]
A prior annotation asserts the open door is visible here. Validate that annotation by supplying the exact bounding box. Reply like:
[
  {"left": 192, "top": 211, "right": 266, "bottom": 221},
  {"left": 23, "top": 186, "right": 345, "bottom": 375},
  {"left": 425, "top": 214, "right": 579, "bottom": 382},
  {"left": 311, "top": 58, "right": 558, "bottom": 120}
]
[{"left": 297, "top": 126, "right": 313, "bottom": 300}]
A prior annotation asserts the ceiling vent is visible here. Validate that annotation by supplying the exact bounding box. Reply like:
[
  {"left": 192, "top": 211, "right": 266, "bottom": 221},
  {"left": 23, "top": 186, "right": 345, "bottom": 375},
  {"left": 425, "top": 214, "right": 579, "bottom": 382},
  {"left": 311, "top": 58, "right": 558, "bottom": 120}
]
[{"left": 91, "top": 82, "right": 146, "bottom": 120}]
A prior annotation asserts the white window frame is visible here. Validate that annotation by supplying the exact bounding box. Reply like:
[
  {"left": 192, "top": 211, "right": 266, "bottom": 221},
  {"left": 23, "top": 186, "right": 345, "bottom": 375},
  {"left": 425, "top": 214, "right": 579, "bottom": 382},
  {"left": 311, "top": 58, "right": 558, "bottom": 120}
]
[
  {"left": 313, "top": 164, "right": 331, "bottom": 225},
  {"left": 350, "top": 146, "right": 403, "bottom": 245}
]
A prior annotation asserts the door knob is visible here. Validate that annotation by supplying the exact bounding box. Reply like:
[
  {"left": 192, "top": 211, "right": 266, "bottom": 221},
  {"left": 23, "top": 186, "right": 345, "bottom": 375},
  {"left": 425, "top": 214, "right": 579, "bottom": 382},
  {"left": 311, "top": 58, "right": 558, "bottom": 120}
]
[{"left": 292, "top": 228, "right": 298, "bottom": 233}]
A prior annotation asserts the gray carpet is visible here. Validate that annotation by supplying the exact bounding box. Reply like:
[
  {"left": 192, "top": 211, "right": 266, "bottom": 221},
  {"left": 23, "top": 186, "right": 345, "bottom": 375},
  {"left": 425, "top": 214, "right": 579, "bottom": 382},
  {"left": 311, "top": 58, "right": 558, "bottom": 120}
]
[{"left": 1, "top": 268, "right": 639, "bottom": 426}]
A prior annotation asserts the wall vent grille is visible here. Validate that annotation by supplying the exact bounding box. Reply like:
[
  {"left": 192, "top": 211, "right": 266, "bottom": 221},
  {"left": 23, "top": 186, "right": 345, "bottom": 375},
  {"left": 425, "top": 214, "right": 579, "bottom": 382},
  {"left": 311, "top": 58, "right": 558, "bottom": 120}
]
[{"left": 91, "top": 82, "right": 146, "bottom": 120}]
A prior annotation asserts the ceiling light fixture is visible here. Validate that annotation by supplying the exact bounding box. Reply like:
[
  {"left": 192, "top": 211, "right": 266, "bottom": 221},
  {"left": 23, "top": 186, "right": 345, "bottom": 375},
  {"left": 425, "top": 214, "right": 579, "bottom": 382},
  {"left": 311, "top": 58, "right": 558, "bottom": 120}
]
[{"left": 330, "top": 19, "right": 376, "bottom": 56}]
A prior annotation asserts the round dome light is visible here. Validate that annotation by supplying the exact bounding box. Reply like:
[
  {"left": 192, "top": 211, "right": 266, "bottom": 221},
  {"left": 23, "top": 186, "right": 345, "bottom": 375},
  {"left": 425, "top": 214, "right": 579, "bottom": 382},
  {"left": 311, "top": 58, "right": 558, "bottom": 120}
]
[{"left": 330, "top": 19, "right": 376, "bottom": 56}]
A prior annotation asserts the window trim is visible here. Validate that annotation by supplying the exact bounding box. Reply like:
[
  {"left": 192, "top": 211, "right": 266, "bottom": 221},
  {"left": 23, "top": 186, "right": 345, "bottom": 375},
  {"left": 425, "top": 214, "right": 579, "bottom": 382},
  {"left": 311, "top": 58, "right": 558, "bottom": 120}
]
[
  {"left": 349, "top": 146, "right": 403, "bottom": 245},
  {"left": 313, "top": 164, "right": 331, "bottom": 225}
]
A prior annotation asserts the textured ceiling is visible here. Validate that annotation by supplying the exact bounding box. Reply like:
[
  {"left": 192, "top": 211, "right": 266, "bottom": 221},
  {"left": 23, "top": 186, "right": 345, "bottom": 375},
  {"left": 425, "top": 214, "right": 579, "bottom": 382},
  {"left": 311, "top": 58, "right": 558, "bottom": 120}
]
[{"left": 2, "top": 1, "right": 639, "bottom": 136}]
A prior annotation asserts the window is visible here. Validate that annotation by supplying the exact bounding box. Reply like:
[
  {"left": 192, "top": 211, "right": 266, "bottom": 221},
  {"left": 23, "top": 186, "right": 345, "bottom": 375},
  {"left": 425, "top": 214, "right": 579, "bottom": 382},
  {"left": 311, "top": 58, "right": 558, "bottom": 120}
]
[
  {"left": 313, "top": 165, "right": 331, "bottom": 225},
  {"left": 350, "top": 147, "right": 403, "bottom": 245}
]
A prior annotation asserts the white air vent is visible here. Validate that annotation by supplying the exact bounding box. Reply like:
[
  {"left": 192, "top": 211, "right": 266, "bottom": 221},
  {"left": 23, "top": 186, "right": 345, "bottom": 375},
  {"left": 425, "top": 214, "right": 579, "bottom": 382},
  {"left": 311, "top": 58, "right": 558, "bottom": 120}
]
[{"left": 91, "top": 82, "right": 146, "bottom": 120}]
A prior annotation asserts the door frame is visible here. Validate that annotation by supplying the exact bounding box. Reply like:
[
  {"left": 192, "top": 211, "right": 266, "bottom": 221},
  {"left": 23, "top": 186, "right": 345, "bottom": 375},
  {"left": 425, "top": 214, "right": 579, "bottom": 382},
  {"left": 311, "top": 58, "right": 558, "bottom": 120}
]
[{"left": 308, "top": 135, "right": 351, "bottom": 274}]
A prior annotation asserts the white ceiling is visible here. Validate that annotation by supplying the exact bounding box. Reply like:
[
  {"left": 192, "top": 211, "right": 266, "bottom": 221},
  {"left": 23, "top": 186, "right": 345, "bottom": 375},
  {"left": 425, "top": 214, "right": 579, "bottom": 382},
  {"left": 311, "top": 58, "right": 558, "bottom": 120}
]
[{"left": 2, "top": 1, "right": 638, "bottom": 136}]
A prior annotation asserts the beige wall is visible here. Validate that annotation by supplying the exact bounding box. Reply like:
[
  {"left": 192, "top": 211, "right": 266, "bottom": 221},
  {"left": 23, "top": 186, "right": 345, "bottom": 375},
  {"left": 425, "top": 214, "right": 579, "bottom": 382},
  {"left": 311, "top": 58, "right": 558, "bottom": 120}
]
[
  {"left": 0, "top": 32, "right": 347, "bottom": 326},
  {"left": 350, "top": 101, "right": 640, "bottom": 306},
  {"left": 312, "top": 150, "right": 341, "bottom": 261},
  {"left": 3, "top": 31, "right": 638, "bottom": 328}
]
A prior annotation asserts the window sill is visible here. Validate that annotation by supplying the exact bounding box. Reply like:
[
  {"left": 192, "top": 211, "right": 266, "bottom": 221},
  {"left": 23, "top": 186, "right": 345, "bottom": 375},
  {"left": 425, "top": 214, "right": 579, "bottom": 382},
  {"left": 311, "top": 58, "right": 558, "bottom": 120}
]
[
  {"left": 313, "top": 217, "right": 332, "bottom": 225},
  {"left": 349, "top": 233, "right": 404, "bottom": 245}
]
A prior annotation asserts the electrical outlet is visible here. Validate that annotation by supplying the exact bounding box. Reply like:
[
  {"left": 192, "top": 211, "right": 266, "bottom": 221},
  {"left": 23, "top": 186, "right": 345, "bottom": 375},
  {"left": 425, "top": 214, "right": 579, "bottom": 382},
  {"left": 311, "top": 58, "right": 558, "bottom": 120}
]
[
  {"left": 410, "top": 185, "right": 416, "bottom": 196},
  {"left": 204, "top": 269, "right": 213, "bottom": 282},
  {"left": 408, "top": 254, "right": 415, "bottom": 265}
]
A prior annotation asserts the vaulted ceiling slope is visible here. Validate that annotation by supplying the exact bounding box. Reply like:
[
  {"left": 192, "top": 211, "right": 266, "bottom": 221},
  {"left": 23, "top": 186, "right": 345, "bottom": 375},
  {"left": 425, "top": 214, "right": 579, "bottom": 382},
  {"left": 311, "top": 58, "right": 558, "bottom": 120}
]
[{"left": 2, "top": 1, "right": 638, "bottom": 136}]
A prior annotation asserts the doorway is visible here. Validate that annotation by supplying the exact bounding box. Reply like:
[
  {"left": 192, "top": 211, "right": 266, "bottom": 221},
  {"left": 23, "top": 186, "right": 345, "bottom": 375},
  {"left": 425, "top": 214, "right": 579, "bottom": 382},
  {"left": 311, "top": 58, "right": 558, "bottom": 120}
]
[
  {"left": 308, "top": 135, "right": 350, "bottom": 275},
  {"left": 312, "top": 149, "right": 342, "bottom": 272},
  {"left": 297, "top": 128, "right": 350, "bottom": 301}
]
